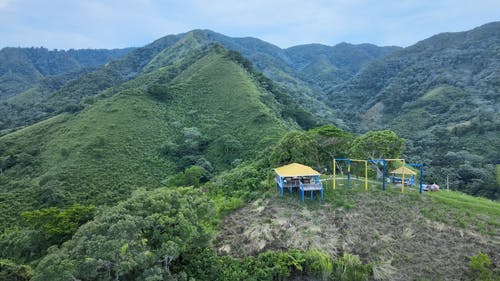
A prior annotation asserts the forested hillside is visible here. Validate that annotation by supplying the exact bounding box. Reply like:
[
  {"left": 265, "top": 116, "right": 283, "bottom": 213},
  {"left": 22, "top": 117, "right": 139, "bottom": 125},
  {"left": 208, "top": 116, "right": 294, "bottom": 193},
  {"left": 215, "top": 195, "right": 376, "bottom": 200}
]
[
  {"left": 0, "top": 43, "right": 302, "bottom": 228},
  {"left": 327, "top": 21, "right": 500, "bottom": 198},
  {"left": 193, "top": 30, "right": 400, "bottom": 126},
  {"left": 0, "top": 47, "right": 133, "bottom": 100},
  {"left": 0, "top": 47, "right": 134, "bottom": 131},
  {"left": 0, "top": 30, "right": 397, "bottom": 133}
]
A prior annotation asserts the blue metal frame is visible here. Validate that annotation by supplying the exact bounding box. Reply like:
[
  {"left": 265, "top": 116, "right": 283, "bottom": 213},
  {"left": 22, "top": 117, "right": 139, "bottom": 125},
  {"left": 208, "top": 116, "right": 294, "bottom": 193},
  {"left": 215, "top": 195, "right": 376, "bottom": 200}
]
[
  {"left": 334, "top": 158, "right": 352, "bottom": 190},
  {"left": 406, "top": 163, "right": 424, "bottom": 194},
  {"left": 276, "top": 174, "right": 323, "bottom": 202},
  {"left": 367, "top": 159, "right": 387, "bottom": 191},
  {"left": 336, "top": 158, "right": 424, "bottom": 193}
]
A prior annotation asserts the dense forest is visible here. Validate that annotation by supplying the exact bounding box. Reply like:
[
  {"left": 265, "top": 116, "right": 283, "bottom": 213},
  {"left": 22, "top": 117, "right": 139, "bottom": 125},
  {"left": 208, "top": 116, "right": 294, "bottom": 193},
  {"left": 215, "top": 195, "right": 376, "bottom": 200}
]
[{"left": 0, "top": 22, "right": 498, "bottom": 280}]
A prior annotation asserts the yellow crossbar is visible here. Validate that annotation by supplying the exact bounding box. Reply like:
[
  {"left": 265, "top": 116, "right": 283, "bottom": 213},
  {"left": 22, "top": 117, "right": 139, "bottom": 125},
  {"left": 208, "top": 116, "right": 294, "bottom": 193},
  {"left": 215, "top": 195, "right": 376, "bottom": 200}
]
[
  {"left": 332, "top": 158, "right": 368, "bottom": 191},
  {"left": 333, "top": 158, "right": 408, "bottom": 192}
]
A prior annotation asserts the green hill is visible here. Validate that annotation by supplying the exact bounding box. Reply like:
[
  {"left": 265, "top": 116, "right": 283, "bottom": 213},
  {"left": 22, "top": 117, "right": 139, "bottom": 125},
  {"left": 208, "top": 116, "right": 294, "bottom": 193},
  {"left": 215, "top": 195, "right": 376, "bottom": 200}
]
[
  {"left": 0, "top": 47, "right": 134, "bottom": 132},
  {"left": 0, "top": 30, "right": 399, "bottom": 133},
  {"left": 0, "top": 33, "right": 196, "bottom": 132},
  {"left": 285, "top": 42, "right": 400, "bottom": 90},
  {"left": 193, "top": 30, "right": 400, "bottom": 127},
  {"left": 0, "top": 46, "right": 294, "bottom": 229}
]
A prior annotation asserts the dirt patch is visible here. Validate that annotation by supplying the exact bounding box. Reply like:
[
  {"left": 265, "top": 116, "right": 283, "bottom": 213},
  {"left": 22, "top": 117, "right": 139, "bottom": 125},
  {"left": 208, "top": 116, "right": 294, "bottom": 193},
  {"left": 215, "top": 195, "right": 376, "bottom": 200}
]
[
  {"left": 214, "top": 198, "right": 342, "bottom": 258},
  {"left": 215, "top": 192, "right": 499, "bottom": 281}
]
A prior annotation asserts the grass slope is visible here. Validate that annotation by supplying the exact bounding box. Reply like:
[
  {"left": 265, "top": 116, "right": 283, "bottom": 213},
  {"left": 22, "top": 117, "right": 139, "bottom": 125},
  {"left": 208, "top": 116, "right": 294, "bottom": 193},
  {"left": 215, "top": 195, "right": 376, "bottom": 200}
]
[
  {"left": 216, "top": 185, "right": 500, "bottom": 280},
  {"left": 0, "top": 49, "right": 290, "bottom": 229}
]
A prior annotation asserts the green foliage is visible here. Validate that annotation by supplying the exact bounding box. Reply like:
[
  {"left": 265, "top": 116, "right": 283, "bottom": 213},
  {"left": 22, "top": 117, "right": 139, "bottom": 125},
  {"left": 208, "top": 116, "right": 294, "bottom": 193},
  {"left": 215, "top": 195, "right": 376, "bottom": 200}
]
[
  {"left": 270, "top": 131, "right": 320, "bottom": 168},
  {"left": 303, "top": 250, "right": 333, "bottom": 279},
  {"left": 253, "top": 71, "right": 317, "bottom": 130},
  {"left": 211, "top": 134, "right": 243, "bottom": 166},
  {"left": 0, "top": 228, "right": 41, "bottom": 262},
  {"left": 21, "top": 204, "right": 95, "bottom": 242},
  {"left": 306, "top": 125, "right": 353, "bottom": 169},
  {"left": 467, "top": 253, "right": 498, "bottom": 281},
  {"left": 331, "top": 253, "right": 371, "bottom": 281},
  {"left": 32, "top": 187, "right": 216, "bottom": 281},
  {"left": 0, "top": 259, "right": 33, "bottom": 281},
  {"left": 224, "top": 50, "right": 253, "bottom": 71},
  {"left": 211, "top": 194, "right": 245, "bottom": 217},
  {"left": 0, "top": 204, "right": 94, "bottom": 263},
  {"left": 183, "top": 249, "right": 305, "bottom": 281},
  {"left": 269, "top": 125, "right": 355, "bottom": 171},
  {"left": 147, "top": 84, "right": 171, "bottom": 101},
  {"left": 182, "top": 249, "right": 371, "bottom": 281},
  {"left": 168, "top": 165, "right": 207, "bottom": 187},
  {"left": 496, "top": 165, "right": 500, "bottom": 186},
  {"left": 207, "top": 161, "right": 266, "bottom": 200},
  {"left": 349, "top": 130, "right": 404, "bottom": 160},
  {"left": 183, "top": 165, "right": 205, "bottom": 187}
]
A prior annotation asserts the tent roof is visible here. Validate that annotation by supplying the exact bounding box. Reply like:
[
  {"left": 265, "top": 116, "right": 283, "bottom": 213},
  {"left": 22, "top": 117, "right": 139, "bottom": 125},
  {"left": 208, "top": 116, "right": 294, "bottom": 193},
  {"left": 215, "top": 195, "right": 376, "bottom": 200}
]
[
  {"left": 274, "top": 163, "right": 321, "bottom": 177},
  {"left": 390, "top": 166, "right": 417, "bottom": 175}
]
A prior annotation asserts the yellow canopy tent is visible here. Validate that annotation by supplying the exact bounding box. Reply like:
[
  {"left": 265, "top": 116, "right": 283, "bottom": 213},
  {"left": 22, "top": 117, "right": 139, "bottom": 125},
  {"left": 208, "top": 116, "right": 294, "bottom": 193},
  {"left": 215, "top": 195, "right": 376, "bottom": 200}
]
[
  {"left": 274, "top": 163, "right": 321, "bottom": 177},
  {"left": 274, "top": 163, "right": 323, "bottom": 202},
  {"left": 390, "top": 166, "right": 417, "bottom": 175}
]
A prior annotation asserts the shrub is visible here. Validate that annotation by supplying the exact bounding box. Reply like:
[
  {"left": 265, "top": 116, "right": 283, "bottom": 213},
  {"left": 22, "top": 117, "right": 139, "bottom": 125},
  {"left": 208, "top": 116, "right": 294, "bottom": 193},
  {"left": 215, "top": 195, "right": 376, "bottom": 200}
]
[
  {"left": 303, "top": 250, "right": 333, "bottom": 280},
  {"left": 0, "top": 259, "right": 33, "bottom": 281},
  {"left": 147, "top": 84, "right": 171, "bottom": 101},
  {"left": 331, "top": 253, "right": 371, "bottom": 281},
  {"left": 467, "top": 252, "right": 496, "bottom": 281}
]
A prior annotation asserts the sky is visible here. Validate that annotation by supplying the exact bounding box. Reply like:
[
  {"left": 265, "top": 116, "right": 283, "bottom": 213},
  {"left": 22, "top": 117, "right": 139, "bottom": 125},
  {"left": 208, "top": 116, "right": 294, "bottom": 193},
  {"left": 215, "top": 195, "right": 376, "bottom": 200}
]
[{"left": 0, "top": 0, "right": 499, "bottom": 50}]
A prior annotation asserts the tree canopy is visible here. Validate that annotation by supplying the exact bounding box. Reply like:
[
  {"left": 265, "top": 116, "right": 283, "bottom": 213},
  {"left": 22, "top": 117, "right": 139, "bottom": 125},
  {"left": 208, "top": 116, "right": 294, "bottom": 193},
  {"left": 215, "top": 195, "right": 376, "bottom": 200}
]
[
  {"left": 32, "top": 187, "right": 216, "bottom": 281},
  {"left": 349, "top": 130, "right": 404, "bottom": 160}
]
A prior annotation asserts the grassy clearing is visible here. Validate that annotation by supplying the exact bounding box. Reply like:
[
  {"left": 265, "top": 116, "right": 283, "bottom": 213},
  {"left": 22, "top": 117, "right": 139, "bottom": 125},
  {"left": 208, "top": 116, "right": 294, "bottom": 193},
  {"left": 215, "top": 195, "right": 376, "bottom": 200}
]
[{"left": 422, "top": 191, "right": 500, "bottom": 235}]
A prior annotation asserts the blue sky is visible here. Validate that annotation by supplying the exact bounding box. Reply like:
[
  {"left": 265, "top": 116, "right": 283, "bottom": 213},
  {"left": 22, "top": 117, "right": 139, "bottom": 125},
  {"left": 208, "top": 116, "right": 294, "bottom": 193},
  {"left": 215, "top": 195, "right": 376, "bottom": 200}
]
[{"left": 1, "top": 0, "right": 499, "bottom": 49}]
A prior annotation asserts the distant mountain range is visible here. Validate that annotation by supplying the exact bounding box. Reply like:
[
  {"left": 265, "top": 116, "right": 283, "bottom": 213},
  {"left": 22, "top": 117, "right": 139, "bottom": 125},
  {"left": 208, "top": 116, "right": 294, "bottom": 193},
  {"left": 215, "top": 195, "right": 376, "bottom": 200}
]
[{"left": 0, "top": 47, "right": 134, "bottom": 100}]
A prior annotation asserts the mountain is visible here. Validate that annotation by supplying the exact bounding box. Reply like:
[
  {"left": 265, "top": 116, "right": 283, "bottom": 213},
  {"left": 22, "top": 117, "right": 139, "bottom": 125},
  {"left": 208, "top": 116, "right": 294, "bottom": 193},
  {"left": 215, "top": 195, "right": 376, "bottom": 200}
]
[
  {"left": 189, "top": 30, "right": 400, "bottom": 126},
  {"left": 327, "top": 21, "right": 500, "bottom": 198},
  {"left": 285, "top": 42, "right": 401, "bottom": 90},
  {"left": 0, "top": 47, "right": 134, "bottom": 132},
  {"left": 0, "top": 47, "right": 133, "bottom": 100},
  {"left": 0, "top": 30, "right": 398, "bottom": 133},
  {"left": 0, "top": 42, "right": 298, "bottom": 230}
]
